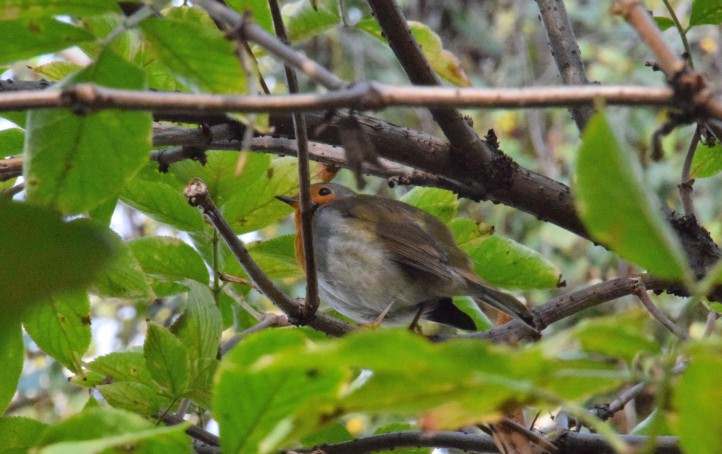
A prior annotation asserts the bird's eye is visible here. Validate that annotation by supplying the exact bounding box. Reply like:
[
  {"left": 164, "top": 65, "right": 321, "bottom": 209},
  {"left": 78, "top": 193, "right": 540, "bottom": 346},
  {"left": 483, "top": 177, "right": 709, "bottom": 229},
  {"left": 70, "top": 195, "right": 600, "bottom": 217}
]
[{"left": 318, "top": 187, "right": 332, "bottom": 196}]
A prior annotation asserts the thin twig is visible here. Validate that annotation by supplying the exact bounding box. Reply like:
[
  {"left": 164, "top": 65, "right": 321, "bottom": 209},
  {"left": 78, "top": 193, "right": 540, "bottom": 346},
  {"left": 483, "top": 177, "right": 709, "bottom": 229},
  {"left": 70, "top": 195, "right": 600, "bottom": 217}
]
[
  {"left": 194, "top": 0, "right": 345, "bottom": 90},
  {"left": 0, "top": 83, "right": 681, "bottom": 113},
  {"left": 184, "top": 179, "right": 352, "bottom": 337},
  {"left": 161, "top": 413, "right": 219, "bottom": 447},
  {"left": 534, "top": 0, "right": 595, "bottom": 130},
  {"left": 703, "top": 311, "right": 719, "bottom": 337},
  {"left": 634, "top": 282, "right": 688, "bottom": 340},
  {"left": 268, "top": 0, "right": 320, "bottom": 320},
  {"left": 291, "top": 430, "right": 680, "bottom": 454},
  {"left": 661, "top": 0, "right": 693, "bottom": 69},
  {"left": 220, "top": 313, "right": 290, "bottom": 356},
  {"left": 679, "top": 124, "right": 702, "bottom": 217},
  {"left": 593, "top": 382, "right": 647, "bottom": 421}
]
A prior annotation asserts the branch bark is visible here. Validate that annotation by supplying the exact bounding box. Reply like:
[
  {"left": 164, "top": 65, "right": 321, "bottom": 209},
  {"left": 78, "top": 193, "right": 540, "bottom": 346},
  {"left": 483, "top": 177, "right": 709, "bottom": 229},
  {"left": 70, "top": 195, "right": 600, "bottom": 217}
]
[
  {"left": 534, "top": 0, "right": 595, "bottom": 130},
  {"left": 294, "top": 430, "right": 680, "bottom": 454}
]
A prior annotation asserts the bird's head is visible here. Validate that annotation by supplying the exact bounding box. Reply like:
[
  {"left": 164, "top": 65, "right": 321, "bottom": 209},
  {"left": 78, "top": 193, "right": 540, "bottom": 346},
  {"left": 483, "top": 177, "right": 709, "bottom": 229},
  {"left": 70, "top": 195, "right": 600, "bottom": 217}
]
[{"left": 275, "top": 183, "right": 355, "bottom": 210}]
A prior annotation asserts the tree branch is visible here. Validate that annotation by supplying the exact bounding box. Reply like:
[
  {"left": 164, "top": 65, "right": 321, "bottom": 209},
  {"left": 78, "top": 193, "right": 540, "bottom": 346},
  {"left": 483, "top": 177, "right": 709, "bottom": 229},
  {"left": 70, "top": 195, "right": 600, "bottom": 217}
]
[
  {"left": 0, "top": 83, "right": 679, "bottom": 113},
  {"left": 293, "top": 430, "right": 680, "bottom": 454},
  {"left": 534, "top": 0, "right": 595, "bottom": 130},
  {"left": 161, "top": 414, "right": 219, "bottom": 447},
  {"left": 267, "top": 0, "right": 319, "bottom": 319},
  {"left": 184, "top": 179, "right": 352, "bottom": 337},
  {"left": 679, "top": 124, "right": 702, "bottom": 218},
  {"left": 634, "top": 282, "right": 688, "bottom": 340}
]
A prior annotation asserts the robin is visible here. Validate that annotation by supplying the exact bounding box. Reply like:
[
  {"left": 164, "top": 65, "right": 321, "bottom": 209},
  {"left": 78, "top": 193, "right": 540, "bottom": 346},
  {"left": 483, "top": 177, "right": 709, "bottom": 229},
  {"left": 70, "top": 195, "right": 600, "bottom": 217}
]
[{"left": 276, "top": 183, "right": 533, "bottom": 330}]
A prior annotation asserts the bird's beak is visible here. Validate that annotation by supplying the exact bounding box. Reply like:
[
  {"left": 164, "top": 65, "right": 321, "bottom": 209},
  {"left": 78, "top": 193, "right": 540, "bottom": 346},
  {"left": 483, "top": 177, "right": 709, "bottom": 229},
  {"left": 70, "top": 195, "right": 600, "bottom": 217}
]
[{"left": 275, "top": 195, "right": 297, "bottom": 207}]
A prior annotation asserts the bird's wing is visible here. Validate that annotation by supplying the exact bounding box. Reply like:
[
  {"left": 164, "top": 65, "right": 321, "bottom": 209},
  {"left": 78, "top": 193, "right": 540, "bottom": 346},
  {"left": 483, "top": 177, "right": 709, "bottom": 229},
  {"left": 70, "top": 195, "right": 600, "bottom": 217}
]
[{"left": 328, "top": 196, "right": 458, "bottom": 281}]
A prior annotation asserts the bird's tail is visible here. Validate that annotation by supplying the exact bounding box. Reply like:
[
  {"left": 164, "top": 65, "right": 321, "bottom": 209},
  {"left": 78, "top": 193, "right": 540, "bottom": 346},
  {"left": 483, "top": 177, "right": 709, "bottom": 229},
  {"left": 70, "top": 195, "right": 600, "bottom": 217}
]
[{"left": 467, "top": 281, "right": 533, "bottom": 326}]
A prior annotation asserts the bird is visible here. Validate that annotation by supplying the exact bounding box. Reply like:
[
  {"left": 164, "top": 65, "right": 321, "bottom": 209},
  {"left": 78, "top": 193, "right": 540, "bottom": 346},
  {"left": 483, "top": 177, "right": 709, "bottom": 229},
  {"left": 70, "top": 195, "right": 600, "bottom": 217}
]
[{"left": 276, "top": 183, "right": 533, "bottom": 330}]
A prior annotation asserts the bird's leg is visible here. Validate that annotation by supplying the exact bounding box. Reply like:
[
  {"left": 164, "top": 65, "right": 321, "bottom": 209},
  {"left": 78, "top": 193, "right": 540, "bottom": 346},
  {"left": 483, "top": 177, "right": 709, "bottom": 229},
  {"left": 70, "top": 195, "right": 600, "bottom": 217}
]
[
  {"left": 408, "top": 303, "right": 426, "bottom": 333},
  {"left": 365, "top": 301, "right": 395, "bottom": 329}
]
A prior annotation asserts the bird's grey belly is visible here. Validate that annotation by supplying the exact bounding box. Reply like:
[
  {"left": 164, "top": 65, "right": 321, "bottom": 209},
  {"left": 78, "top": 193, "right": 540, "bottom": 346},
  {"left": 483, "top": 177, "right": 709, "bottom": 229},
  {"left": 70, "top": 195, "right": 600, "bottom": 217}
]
[{"left": 314, "top": 226, "right": 429, "bottom": 324}]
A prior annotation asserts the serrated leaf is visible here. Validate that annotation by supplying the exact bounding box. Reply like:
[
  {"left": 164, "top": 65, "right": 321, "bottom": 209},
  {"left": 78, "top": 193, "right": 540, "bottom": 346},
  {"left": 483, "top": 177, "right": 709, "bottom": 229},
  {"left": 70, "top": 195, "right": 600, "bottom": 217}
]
[
  {"left": 87, "top": 351, "right": 156, "bottom": 387},
  {"left": 690, "top": 0, "right": 722, "bottom": 26},
  {"left": 574, "top": 112, "right": 691, "bottom": 281},
  {"left": 674, "top": 340, "right": 722, "bottom": 454},
  {"left": 24, "top": 49, "right": 152, "bottom": 214},
  {"left": 401, "top": 187, "right": 458, "bottom": 223},
  {"left": 284, "top": 0, "right": 340, "bottom": 42},
  {"left": 172, "top": 282, "right": 222, "bottom": 407},
  {"left": 465, "top": 235, "right": 561, "bottom": 290},
  {"left": 30, "top": 61, "right": 82, "bottom": 81},
  {"left": 92, "top": 232, "right": 153, "bottom": 299},
  {"left": 23, "top": 291, "right": 90, "bottom": 372},
  {"left": 0, "top": 416, "right": 48, "bottom": 450},
  {"left": 0, "top": 319, "right": 23, "bottom": 413},
  {"left": 141, "top": 6, "right": 246, "bottom": 94},
  {"left": 0, "top": 201, "right": 116, "bottom": 312},
  {"left": 690, "top": 143, "right": 722, "bottom": 178},
  {"left": 0, "top": 18, "right": 93, "bottom": 64},
  {"left": 227, "top": 0, "right": 273, "bottom": 33},
  {"left": 214, "top": 329, "right": 346, "bottom": 453},
  {"left": 121, "top": 177, "right": 206, "bottom": 232},
  {"left": 130, "top": 236, "right": 209, "bottom": 286},
  {"left": 37, "top": 408, "right": 190, "bottom": 453},
  {"left": 356, "top": 18, "right": 470, "bottom": 86},
  {"left": 144, "top": 323, "right": 190, "bottom": 397},
  {"left": 98, "top": 382, "right": 173, "bottom": 416},
  {"left": 0, "top": 0, "right": 119, "bottom": 20},
  {"left": 0, "top": 127, "right": 23, "bottom": 158}
]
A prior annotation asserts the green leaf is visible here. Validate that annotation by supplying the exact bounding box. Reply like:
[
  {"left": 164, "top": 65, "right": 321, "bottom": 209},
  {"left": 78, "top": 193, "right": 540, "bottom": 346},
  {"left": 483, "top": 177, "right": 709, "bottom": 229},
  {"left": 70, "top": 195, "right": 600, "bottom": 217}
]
[
  {"left": 0, "top": 416, "right": 48, "bottom": 451},
  {"left": 452, "top": 296, "right": 493, "bottom": 331},
  {"left": 0, "top": 319, "right": 24, "bottom": 413},
  {"left": 227, "top": 0, "right": 273, "bottom": 33},
  {"left": 224, "top": 235, "right": 302, "bottom": 280},
  {"left": 141, "top": 7, "right": 246, "bottom": 94},
  {"left": 144, "top": 323, "right": 190, "bottom": 397},
  {"left": 0, "top": 127, "right": 23, "bottom": 158},
  {"left": 23, "top": 291, "right": 91, "bottom": 372},
  {"left": 30, "top": 61, "right": 82, "bottom": 81},
  {"left": 574, "top": 112, "right": 691, "bottom": 281},
  {"left": 121, "top": 176, "right": 205, "bottom": 232},
  {"left": 223, "top": 157, "right": 298, "bottom": 233},
  {"left": 169, "top": 151, "right": 271, "bottom": 207},
  {"left": 674, "top": 340, "right": 722, "bottom": 454},
  {"left": 37, "top": 408, "right": 189, "bottom": 453},
  {"left": 284, "top": 0, "right": 340, "bottom": 42},
  {"left": 710, "top": 302, "right": 722, "bottom": 314},
  {"left": 130, "top": 236, "right": 209, "bottom": 286},
  {"left": 87, "top": 196, "right": 117, "bottom": 226},
  {"left": 97, "top": 382, "right": 173, "bottom": 416},
  {"left": 171, "top": 282, "right": 222, "bottom": 407},
  {"left": 462, "top": 234, "right": 561, "bottom": 290},
  {"left": 400, "top": 187, "right": 458, "bottom": 223},
  {"left": 92, "top": 232, "right": 153, "bottom": 299},
  {"left": 690, "top": 0, "right": 722, "bottom": 26},
  {"left": 0, "top": 18, "right": 93, "bottom": 64},
  {"left": 573, "top": 312, "right": 660, "bottom": 361},
  {"left": 0, "top": 201, "right": 116, "bottom": 312},
  {"left": 251, "top": 329, "right": 625, "bottom": 431},
  {"left": 653, "top": 16, "right": 676, "bottom": 30},
  {"left": 690, "top": 143, "right": 722, "bottom": 178},
  {"left": 0, "top": 0, "right": 119, "bottom": 20},
  {"left": 214, "top": 329, "right": 346, "bottom": 453},
  {"left": 356, "top": 18, "right": 470, "bottom": 86},
  {"left": 24, "top": 49, "right": 152, "bottom": 214},
  {"left": 86, "top": 351, "right": 156, "bottom": 387}
]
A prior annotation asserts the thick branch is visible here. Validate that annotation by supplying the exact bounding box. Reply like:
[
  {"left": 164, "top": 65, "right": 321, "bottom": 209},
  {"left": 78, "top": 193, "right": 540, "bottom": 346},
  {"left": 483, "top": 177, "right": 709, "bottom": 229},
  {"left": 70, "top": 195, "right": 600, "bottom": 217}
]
[
  {"left": 534, "top": 0, "right": 595, "bottom": 130},
  {"left": 296, "top": 430, "right": 680, "bottom": 454},
  {"left": 0, "top": 83, "right": 678, "bottom": 113},
  {"left": 184, "top": 179, "right": 351, "bottom": 336}
]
